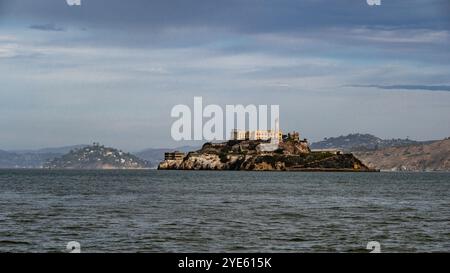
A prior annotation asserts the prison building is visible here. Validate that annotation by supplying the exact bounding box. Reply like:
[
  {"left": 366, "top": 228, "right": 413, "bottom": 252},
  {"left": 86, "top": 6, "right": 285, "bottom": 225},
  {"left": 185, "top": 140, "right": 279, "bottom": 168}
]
[{"left": 231, "top": 129, "right": 283, "bottom": 142}]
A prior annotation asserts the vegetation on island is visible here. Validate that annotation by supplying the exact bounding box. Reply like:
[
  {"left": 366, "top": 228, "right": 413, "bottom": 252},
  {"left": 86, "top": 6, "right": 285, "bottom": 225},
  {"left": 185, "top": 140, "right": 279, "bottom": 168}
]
[
  {"left": 44, "top": 143, "right": 150, "bottom": 170},
  {"left": 310, "top": 133, "right": 432, "bottom": 152}
]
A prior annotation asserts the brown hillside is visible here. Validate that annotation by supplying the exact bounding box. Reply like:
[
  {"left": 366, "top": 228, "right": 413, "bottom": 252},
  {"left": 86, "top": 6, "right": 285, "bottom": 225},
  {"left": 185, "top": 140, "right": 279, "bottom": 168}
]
[{"left": 354, "top": 138, "right": 450, "bottom": 171}]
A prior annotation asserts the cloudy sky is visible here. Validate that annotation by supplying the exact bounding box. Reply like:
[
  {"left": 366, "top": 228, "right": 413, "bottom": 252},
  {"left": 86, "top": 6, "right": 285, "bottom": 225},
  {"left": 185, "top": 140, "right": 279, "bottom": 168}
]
[{"left": 1, "top": 0, "right": 450, "bottom": 151}]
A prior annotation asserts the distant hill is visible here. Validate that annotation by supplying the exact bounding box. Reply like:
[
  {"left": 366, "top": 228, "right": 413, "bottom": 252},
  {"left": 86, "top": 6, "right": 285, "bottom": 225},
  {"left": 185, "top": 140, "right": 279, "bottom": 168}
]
[
  {"left": 0, "top": 144, "right": 197, "bottom": 169},
  {"left": 13, "top": 145, "right": 88, "bottom": 155},
  {"left": 0, "top": 145, "right": 88, "bottom": 169},
  {"left": 44, "top": 144, "right": 150, "bottom": 170},
  {"left": 135, "top": 146, "right": 199, "bottom": 167},
  {"left": 310, "top": 133, "right": 431, "bottom": 152},
  {"left": 354, "top": 138, "right": 450, "bottom": 171}
]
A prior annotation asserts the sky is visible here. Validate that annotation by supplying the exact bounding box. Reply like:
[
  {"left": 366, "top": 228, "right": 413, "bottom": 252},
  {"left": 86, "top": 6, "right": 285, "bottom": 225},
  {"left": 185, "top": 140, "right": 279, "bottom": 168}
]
[{"left": 1, "top": 0, "right": 450, "bottom": 151}]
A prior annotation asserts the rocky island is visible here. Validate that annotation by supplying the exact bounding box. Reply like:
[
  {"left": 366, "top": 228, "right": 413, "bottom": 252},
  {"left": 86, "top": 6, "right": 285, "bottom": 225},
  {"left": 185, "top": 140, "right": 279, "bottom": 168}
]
[
  {"left": 158, "top": 131, "right": 376, "bottom": 172},
  {"left": 44, "top": 143, "right": 150, "bottom": 170}
]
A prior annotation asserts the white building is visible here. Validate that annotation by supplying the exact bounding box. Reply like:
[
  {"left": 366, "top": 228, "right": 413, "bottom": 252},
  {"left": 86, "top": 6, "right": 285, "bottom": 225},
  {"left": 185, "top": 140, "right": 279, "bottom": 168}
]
[{"left": 231, "top": 130, "right": 283, "bottom": 141}]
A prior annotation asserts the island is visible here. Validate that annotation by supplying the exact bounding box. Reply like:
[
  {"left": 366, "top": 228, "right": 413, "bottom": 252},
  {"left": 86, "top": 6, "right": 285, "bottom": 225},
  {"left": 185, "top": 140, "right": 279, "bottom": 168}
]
[
  {"left": 44, "top": 143, "right": 150, "bottom": 170},
  {"left": 158, "top": 131, "right": 377, "bottom": 172}
]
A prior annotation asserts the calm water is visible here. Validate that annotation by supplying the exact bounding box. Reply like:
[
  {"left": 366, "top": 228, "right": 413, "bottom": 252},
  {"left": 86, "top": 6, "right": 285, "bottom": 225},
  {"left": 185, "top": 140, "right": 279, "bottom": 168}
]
[{"left": 0, "top": 170, "right": 449, "bottom": 253}]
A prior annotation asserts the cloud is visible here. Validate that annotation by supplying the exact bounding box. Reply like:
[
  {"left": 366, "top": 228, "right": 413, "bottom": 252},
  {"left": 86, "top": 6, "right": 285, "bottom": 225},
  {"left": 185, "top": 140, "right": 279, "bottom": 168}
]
[
  {"left": 29, "top": 23, "right": 65, "bottom": 32},
  {"left": 1, "top": 0, "right": 450, "bottom": 149},
  {"left": 4, "top": 0, "right": 450, "bottom": 33},
  {"left": 348, "top": 84, "right": 450, "bottom": 92},
  {"left": 0, "top": 43, "right": 18, "bottom": 58},
  {"left": 338, "top": 28, "right": 450, "bottom": 44},
  {"left": 0, "top": 35, "right": 17, "bottom": 42}
]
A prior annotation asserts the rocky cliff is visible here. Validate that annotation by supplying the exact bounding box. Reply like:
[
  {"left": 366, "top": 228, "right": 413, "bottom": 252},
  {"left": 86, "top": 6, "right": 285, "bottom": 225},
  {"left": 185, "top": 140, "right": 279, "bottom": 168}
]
[{"left": 158, "top": 139, "right": 375, "bottom": 172}]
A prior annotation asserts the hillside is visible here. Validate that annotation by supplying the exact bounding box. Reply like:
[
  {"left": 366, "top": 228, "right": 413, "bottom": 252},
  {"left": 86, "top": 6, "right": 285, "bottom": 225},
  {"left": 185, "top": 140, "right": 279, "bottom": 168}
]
[
  {"left": 11, "top": 145, "right": 88, "bottom": 155},
  {"left": 0, "top": 145, "right": 87, "bottom": 169},
  {"left": 354, "top": 138, "right": 450, "bottom": 171},
  {"left": 44, "top": 143, "right": 150, "bottom": 170},
  {"left": 0, "top": 144, "right": 196, "bottom": 169},
  {"left": 310, "top": 133, "right": 429, "bottom": 152}
]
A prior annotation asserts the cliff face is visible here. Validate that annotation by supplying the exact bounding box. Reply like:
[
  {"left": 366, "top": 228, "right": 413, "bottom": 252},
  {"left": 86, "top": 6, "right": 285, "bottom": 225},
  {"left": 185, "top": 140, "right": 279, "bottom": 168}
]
[
  {"left": 159, "top": 153, "right": 371, "bottom": 171},
  {"left": 158, "top": 140, "right": 375, "bottom": 172},
  {"left": 354, "top": 138, "right": 450, "bottom": 171}
]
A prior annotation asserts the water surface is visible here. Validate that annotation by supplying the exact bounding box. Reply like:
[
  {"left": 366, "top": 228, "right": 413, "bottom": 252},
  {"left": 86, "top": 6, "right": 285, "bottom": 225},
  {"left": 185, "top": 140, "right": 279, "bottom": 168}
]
[{"left": 0, "top": 170, "right": 449, "bottom": 252}]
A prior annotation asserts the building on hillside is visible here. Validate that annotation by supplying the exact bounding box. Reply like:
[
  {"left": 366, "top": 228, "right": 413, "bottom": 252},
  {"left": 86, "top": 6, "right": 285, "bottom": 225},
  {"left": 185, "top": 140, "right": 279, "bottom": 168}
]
[
  {"left": 164, "top": 151, "right": 186, "bottom": 161},
  {"left": 231, "top": 129, "right": 248, "bottom": 141},
  {"left": 286, "top": 132, "right": 300, "bottom": 141}
]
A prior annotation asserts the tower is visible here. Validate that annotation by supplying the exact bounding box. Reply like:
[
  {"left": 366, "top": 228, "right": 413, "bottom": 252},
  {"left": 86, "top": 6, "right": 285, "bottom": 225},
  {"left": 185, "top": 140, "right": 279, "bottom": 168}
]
[{"left": 272, "top": 117, "right": 280, "bottom": 145}]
